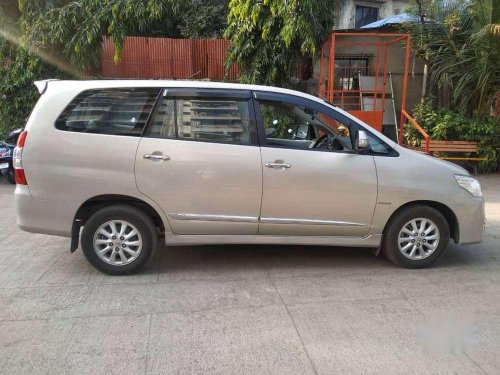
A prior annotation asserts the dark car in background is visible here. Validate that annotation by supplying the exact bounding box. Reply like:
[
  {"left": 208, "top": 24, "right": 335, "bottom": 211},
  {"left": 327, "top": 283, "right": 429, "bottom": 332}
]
[{"left": 0, "top": 128, "right": 23, "bottom": 184}]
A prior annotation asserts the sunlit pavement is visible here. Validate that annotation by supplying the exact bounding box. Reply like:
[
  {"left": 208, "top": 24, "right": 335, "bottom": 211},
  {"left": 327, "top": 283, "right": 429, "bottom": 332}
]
[{"left": 0, "top": 175, "right": 499, "bottom": 374}]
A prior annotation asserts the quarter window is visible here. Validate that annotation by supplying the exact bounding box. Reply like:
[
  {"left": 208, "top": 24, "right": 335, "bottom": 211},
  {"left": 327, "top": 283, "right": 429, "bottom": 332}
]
[
  {"left": 148, "top": 97, "right": 253, "bottom": 145},
  {"left": 56, "top": 88, "right": 160, "bottom": 136}
]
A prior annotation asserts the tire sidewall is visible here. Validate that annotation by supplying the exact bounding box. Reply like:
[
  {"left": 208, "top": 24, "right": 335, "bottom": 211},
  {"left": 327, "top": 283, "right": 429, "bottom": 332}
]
[
  {"left": 81, "top": 205, "right": 157, "bottom": 275},
  {"left": 384, "top": 206, "right": 450, "bottom": 268}
]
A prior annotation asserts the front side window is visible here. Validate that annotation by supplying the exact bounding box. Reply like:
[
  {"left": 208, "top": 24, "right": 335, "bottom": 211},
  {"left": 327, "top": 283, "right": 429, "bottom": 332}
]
[
  {"left": 56, "top": 88, "right": 160, "bottom": 136},
  {"left": 258, "top": 100, "right": 354, "bottom": 152},
  {"left": 148, "top": 97, "right": 253, "bottom": 145}
]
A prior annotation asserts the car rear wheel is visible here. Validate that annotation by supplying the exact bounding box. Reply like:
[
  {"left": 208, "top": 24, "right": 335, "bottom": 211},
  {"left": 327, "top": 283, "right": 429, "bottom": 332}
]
[
  {"left": 382, "top": 205, "right": 450, "bottom": 268},
  {"left": 81, "top": 205, "right": 158, "bottom": 275}
]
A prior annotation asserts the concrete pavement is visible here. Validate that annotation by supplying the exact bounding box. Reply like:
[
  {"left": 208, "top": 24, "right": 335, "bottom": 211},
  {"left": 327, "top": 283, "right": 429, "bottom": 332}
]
[{"left": 0, "top": 175, "right": 499, "bottom": 374}]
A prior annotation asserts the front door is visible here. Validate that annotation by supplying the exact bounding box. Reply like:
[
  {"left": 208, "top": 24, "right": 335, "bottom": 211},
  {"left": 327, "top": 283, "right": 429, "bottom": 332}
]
[
  {"left": 254, "top": 91, "right": 378, "bottom": 237},
  {"left": 135, "top": 89, "right": 262, "bottom": 235}
]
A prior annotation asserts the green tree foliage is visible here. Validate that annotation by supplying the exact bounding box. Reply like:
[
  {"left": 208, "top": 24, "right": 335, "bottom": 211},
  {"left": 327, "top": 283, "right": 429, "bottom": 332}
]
[
  {"left": 406, "top": 0, "right": 500, "bottom": 116},
  {"left": 405, "top": 99, "right": 499, "bottom": 172},
  {"left": 0, "top": 0, "right": 229, "bottom": 135},
  {"left": 0, "top": 4, "right": 69, "bottom": 136},
  {"left": 20, "top": 0, "right": 180, "bottom": 70},
  {"left": 20, "top": 0, "right": 229, "bottom": 70},
  {"left": 0, "top": 39, "right": 68, "bottom": 137},
  {"left": 224, "top": 0, "right": 335, "bottom": 86},
  {"left": 178, "top": 0, "right": 229, "bottom": 38}
]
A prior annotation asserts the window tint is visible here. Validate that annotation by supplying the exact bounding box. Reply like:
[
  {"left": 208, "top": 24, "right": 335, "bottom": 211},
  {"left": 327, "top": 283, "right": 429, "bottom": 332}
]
[
  {"left": 148, "top": 97, "right": 253, "bottom": 145},
  {"left": 258, "top": 100, "right": 354, "bottom": 152},
  {"left": 56, "top": 88, "right": 160, "bottom": 136},
  {"left": 366, "top": 133, "right": 392, "bottom": 154}
]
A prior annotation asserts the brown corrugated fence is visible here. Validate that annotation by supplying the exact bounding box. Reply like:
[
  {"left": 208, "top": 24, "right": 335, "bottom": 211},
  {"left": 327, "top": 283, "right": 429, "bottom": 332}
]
[{"left": 100, "top": 36, "right": 239, "bottom": 81}]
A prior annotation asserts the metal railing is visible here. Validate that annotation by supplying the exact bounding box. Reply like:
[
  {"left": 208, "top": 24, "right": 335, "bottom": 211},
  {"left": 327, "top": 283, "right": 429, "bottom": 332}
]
[{"left": 401, "top": 110, "right": 430, "bottom": 153}]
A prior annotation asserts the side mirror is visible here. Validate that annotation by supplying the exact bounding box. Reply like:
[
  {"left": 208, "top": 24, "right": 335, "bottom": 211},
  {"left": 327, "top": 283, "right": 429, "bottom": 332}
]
[{"left": 357, "top": 130, "right": 369, "bottom": 151}]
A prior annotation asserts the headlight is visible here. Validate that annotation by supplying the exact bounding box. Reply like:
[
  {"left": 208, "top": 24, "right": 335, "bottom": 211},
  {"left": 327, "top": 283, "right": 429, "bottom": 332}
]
[{"left": 455, "top": 175, "right": 482, "bottom": 197}]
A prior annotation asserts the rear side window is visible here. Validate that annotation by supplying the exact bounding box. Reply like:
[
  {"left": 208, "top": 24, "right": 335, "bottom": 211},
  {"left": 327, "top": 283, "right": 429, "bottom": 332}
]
[
  {"left": 56, "top": 88, "right": 160, "bottom": 136},
  {"left": 147, "top": 97, "right": 253, "bottom": 145}
]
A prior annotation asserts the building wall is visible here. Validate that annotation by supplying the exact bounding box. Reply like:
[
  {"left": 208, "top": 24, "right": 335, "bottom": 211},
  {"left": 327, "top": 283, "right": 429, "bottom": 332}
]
[{"left": 335, "top": 0, "right": 413, "bottom": 30}]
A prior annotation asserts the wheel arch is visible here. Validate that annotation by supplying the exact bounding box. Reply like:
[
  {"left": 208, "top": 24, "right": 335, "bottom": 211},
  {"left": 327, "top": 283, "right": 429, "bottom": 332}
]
[
  {"left": 383, "top": 200, "right": 459, "bottom": 243},
  {"left": 71, "top": 194, "right": 168, "bottom": 252}
]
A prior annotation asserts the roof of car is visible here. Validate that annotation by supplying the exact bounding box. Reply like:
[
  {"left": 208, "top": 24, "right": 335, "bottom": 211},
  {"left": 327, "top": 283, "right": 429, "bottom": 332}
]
[{"left": 39, "top": 79, "right": 323, "bottom": 102}]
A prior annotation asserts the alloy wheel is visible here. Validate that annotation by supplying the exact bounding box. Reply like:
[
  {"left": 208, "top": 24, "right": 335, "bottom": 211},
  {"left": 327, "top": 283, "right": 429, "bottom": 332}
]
[
  {"left": 93, "top": 220, "right": 143, "bottom": 266},
  {"left": 397, "top": 218, "right": 440, "bottom": 260}
]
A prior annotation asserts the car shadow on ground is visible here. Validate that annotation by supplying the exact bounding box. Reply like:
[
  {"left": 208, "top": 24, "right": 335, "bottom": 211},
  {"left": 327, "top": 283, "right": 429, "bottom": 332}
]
[{"left": 151, "top": 240, "right": 492, "bottom": 277}]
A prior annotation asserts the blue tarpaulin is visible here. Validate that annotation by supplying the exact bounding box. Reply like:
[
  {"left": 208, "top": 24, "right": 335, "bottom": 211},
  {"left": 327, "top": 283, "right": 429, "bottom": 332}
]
[{"left": 360, "top": 13, "right": 421, "bottom": 29}]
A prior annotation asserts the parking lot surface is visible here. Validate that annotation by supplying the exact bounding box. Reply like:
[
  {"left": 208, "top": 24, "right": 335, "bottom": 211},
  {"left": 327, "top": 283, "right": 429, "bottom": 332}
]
[{"left": 0, "top": 175, "right": 499, "bottom": 374}]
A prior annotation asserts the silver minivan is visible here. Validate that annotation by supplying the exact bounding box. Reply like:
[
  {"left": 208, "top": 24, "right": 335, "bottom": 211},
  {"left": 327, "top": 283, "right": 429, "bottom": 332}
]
[{"left": 14, "top": 80, "right": 485, "bottom": 274}]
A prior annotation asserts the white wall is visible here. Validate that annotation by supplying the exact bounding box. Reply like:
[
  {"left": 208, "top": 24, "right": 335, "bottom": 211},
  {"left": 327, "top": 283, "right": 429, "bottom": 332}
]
[{"left": 335, "top": 0, "right": 413, "bottom": 30}]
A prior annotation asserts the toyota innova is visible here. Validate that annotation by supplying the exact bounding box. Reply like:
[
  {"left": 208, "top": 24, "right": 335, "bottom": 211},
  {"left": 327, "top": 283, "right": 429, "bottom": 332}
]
[{"left": 14, "top": 80, "right": 485, "bottom": 274}]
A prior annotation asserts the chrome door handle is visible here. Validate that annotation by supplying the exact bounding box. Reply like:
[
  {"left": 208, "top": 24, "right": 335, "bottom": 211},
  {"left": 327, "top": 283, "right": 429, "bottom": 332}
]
[
  {"left": 266, "top": 161, "right": 291, "bottom": 169},
  {"left": 143, "top": 154, "right": 170, "bottom": 161}
]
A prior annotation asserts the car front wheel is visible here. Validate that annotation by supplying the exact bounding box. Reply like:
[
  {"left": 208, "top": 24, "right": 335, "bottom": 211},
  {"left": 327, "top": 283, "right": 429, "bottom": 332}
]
[
  {"left": 382, "top": 205, "right": 450, "bottom": 268},
  {"left": 81, "top": 205, "right": 158, "bottom": 275}
]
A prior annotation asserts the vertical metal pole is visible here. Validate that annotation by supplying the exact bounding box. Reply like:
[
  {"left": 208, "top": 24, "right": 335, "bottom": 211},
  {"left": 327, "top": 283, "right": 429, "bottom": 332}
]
[
  {"left": 381, "top": 43, "right": 390, "bottom": 119},
  {"left": 319, "top": 45, "right": 324, "bottom": 98},
  {"left": 328, "top": 34, "right": 336, "bottom": 103},
  {"left": 399, "top": 35, "right": 411, "bottom": 145},
  {"left": 373, "top": 44, "right": 381, "bottom": 112}
]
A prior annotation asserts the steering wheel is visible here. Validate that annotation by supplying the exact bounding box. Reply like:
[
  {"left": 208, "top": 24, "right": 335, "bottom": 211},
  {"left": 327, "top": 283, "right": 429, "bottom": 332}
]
[
  {"left": 312, "top": 134, "right": 328, "bottom": 148},
  {"left": 312, "top": 134, "right": 344, "bottom": 151}
]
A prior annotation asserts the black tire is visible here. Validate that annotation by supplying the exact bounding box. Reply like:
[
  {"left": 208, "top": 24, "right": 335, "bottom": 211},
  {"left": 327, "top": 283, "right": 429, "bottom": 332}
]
[
  {"left": 81, "top": 204, "right": 158, "bottom": 275},
  {"left": 6, "top": 169, "right": 15, "bottom": 184},
  {"left": 382, "top": 205, "right": 450, "bottom": 268}
]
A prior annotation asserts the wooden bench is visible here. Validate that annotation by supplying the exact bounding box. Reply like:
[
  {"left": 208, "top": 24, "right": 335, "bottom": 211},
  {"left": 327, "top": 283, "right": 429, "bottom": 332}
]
[
  {"left": 426, "top": 140, "right": 484, "bottom": 161},
  {"left": 401, "top": 111, "right": 485, "bottom": 172},
  {"left": 411, "top": 140, "right": 485, "bottom": 174}
]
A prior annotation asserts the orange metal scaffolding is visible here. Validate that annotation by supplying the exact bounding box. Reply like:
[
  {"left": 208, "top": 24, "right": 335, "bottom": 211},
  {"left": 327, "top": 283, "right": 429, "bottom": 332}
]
[{"left": 318, "top": 32, "right": 411, "bottom": 144}]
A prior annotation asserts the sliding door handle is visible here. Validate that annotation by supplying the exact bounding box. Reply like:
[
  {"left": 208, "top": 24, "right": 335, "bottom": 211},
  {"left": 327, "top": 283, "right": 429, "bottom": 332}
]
[
  {"left": 143, "top": 154, "right": 170, "bottom": 161},
  {"left": 266, "top": 161, "right": 291, "bottom": 169}
]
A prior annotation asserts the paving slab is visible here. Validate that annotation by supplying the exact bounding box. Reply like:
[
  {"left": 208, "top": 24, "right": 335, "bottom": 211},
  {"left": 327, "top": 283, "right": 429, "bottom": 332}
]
[
  {"left": 0, "top": 175, "right": 499, "bottom": 374},
  {"left": 147, "top": 305, "right": 316, "bottom": 375},
  {"left": 0, "top": 314, "right": 149, "bottom": 375},
  {"left": 288, "top": 298, "right": 485, "bottom": 374},
  {"left": 0, "top": 277, "right": 280, "bottom": 321}
]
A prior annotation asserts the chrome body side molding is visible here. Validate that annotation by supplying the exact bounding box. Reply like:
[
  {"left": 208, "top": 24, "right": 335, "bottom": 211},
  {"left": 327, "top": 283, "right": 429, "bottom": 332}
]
[
  {"left": 169, "top": 213, "right": 259, "bottom": 223},
  {"left": 259, "top": 217, "right": 367, "bottom": 226},
  {"left": 169, "top": 213, "right": 367, "bottom": 227}
]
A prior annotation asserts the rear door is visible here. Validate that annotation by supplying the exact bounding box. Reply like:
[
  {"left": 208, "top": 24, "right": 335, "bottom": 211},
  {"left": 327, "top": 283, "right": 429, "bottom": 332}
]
[{"left": 135, "top": 88, "right": 262, "bottom": 235}]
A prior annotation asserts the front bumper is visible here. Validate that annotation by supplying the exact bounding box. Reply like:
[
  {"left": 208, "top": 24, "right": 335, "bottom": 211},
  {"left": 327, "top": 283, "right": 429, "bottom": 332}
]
[{"left": 456, "top": 196, "right": 485, "bottom": 245}]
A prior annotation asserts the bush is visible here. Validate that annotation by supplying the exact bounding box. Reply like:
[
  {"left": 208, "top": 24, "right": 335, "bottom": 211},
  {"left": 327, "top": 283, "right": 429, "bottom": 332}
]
[
  {"left": 405, "top": 99, "right": 500, "bottom": 172},
  {"left": 0, "top": 36, "right": 69, "bottom": 140}
]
